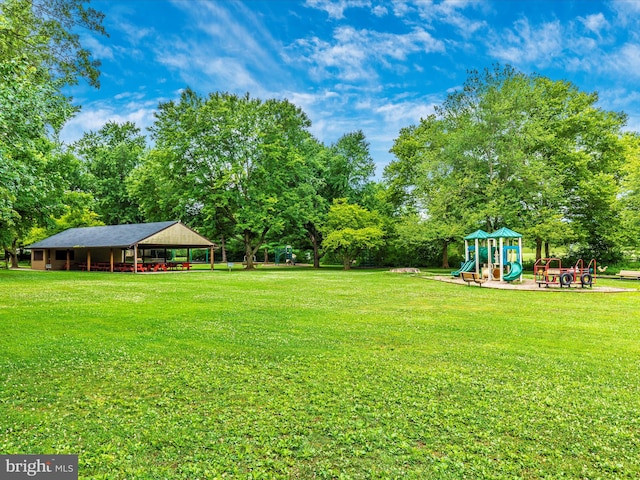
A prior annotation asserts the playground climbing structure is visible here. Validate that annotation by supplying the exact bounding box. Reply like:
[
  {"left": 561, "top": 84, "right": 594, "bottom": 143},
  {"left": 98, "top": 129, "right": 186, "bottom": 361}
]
[{"left": 452, "top": 227, "right": 523, "bottom": 283}]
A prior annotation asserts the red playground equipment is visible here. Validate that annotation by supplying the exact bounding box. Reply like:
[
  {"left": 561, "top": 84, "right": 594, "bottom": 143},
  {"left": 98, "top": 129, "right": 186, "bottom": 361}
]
[{"left": 534, "top": 258, "right": 597, "bottom": 288}]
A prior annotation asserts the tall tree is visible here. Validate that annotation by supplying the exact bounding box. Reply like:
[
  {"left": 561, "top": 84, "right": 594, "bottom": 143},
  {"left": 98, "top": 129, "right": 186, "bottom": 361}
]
[
  {"left": 72, "top": 121, "right": 146, "bottom": 224},
  {"left": 620, "top": 133, "right": 640, "bottom": 249},
  {"left": 326, "top": 130, "right": 376, "bottom": 205},
  {"left": 0, "top": 0, "right": 106, "bottom": 265},
  {"left": 1, "top": 0, "right": 105, "bottom": 88},
  {"left": 321, "top": 199, "right": 385, "bottom": 270},
  {"left": 388, "top": 114, "right": 480, "bottom": 267},
  {"left": 298, "top": 131, "right": 377, "bottom": 268},
  {"left": 523, "top": 75, "right": 626, "bottom": 262},
  {"left": 386, "top": 65, "right": 628, "bottom": 264},
  {"left": 132, "top": 89, "right": 313, "bottom": 269},
  {"left": 284, "top": 136, "right": 329, "bottom": 268}
]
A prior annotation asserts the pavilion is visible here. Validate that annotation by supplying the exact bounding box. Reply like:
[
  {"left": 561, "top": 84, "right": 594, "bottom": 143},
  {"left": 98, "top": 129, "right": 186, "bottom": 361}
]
[{"left": 27, "top": 221, "right": 216, "bottom": 273}]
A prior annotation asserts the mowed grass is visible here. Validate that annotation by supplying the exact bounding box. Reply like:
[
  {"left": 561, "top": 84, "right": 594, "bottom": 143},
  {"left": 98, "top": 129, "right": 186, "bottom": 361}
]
[{"left": 1, "top": 268, "right": 639, "bottom": 479}]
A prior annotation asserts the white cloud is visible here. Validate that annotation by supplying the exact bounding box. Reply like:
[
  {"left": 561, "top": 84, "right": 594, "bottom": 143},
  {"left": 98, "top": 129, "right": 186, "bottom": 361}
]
[
  {"left": 195, "top": 2, "right": 274, "bottom": 61},
  {"left": 579, "top": 12, "right": 609, "bottom": 36},
  {"left": 433, "top": 0, "right": 489, "bottom": 35},
  {"left": 368, "top": 96, "right": 442, "bottom": 175},
  {"left": 375, "top": 98, "right": 438, "bottom": 125},
  {"left": 292, "top": 26, "right": 444, "bottom": 82},
  {"left": 113, "top": 91, "right": 146, "bottom": 101},
  {"left": 396, "top": 0, "right": 489, "bottom": 37},
  {"left": 305, "top": 0, "right": 372, "bottom": 19},
  {"left": 116, "top": 21, "right": 154, "bottom": 45},
  {"left": 391, "top": 0, "right": 412, "bottom": 18},
  {"left": 610, "top": 0, "right": 640, "bottom": 27},
  {"left": 598, "top": 86, "right": 640, "bottom": 112},
  {"left": 80, "top": 34, "right": 114, "bottom": 61},
  {"left": 60, "top": 99, "right": 159, "bottom": 144},
  {"left": 278, "top": 85, "right": 441, "bottom": 176},
  {"left": 372, "top": 5, "right": 388, "bottom": 17},
  {"left": 152, "top": 1, "right": 288, "bottom": 97},
  {"left": 488, "top": 18, "right": 563, "bottom": 67},
  {"left": 277, "top": 88, "right": 356, "bottom": 143},
  {"left": 483, "top": 5, "right": 637, "bottom": 81},
  {"left": 154, "top": 40, "right": 263, "bottom": 94},
  {"left": 596, "top": 86, "right": 640, "bottom": 134},
  {"left": 603, "top": 42, "right": 640, "bottom": 78}
]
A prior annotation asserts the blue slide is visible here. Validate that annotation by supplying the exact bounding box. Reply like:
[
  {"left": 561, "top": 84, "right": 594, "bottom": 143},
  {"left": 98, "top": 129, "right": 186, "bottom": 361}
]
[
  {"left": 503, "top": 261, "right": 522, "bottom": 282},
  {"left": 452, "top": 259, "right": 476, "bottom": 277}
]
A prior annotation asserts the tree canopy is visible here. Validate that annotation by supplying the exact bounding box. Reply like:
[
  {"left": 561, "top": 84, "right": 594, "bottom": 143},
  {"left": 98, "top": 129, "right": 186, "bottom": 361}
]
[
  {"left": 0, "top": 0, "right": 106, "bottom": 265},
  {"left": 321, "top": 200, "right": 385, "bottom": 270},
  {"left": 386, "top": 65, "right": 629, "bottom": 265},
  {"left": 72, "top": 121, "right": 146, "bottom": 225},
  {"left": 4, "top": 8, "right": 640, "bottom": 275},
  {"left": 130, "top": 89, "right": 314, "bottom": 269}
]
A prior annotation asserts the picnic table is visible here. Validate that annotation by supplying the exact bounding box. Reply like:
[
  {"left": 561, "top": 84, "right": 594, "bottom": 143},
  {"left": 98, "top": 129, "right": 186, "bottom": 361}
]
[
  {"left": 78, "top": 262, "right": 112, "bottom": 271},
  {"left": 114, "top": 263, "right": 146, "bottom": 272},
  {"left": 166, "top": 262, "right": 191, "bottom": 270},
  {"left": 77, "top": 261, "right": 189, "bottom": 272}
]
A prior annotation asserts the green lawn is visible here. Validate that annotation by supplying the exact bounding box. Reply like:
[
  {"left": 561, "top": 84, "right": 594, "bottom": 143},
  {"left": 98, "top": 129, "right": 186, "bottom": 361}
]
[{"left": 1, "top": 268, "right": 639, "bottom": 479}]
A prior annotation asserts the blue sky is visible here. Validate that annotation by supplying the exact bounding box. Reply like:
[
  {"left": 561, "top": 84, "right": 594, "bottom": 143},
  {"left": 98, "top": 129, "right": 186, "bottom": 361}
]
[{"left": 62, "top": 0, "right": 640, "bottom": 175}]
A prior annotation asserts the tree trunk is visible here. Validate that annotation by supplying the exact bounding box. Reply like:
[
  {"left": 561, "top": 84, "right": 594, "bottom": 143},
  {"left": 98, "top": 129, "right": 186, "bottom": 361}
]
[
  {"left": 535, "top": 237, "right": 542, "bottom": 260},
  {"left": 244, "top": 232, "right": 255, "bottom": 270},
  {"left": 242, "top": 228, "right": 269, "bottom": 270},
  {"left": 8, "top": 239, "right": 19, "bottom": 268},
  {"left": 305, "top": 223, "right": 322, "bottom": 269},
  {"left": 343, "top": 256, "right": 352, "bottom": 270},
  {"left": 544, "top": 241, "right": 550, "bottom": 259},
  {"left": 220, "top": 235, "right": 227, "bottom": 263},
  {"left": 441, "top": 240, "right": 449, "bottom": 268}
]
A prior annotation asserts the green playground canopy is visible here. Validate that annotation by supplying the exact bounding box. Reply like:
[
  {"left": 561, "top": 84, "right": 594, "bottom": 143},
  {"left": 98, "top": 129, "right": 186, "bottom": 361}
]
[
  {"left": 464, "top": 229, "right": 490, "bottom": 240},
  {"left": 488, "top": 227, "right": 522, "bottom": 238}
]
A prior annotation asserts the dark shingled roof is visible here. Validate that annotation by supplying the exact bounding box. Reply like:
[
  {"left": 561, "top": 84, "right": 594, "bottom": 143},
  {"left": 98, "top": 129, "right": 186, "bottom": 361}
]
[{"left": 27, "top": 221, "right": 183, "bottom": 249}]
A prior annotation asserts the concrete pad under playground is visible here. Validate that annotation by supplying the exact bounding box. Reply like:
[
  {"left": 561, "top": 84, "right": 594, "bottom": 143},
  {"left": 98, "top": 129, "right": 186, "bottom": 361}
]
[{"left": 429, "top": 275, "right": 636, "bottom": 293}]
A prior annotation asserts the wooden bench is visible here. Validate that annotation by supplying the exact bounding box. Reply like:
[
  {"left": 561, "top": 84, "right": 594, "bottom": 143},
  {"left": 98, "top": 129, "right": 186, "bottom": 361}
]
[
  {"left": 461, "top": 271, "right": 487, "bottom": 286},
  {"left": 618, "top": 270, "right": 640, "bottom": 280}
]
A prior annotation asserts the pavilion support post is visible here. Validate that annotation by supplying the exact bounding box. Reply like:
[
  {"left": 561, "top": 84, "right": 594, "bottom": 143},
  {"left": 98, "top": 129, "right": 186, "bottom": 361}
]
[
  {"left": 87, "top": 250, "right": 91, "bottom": 271},
  {"left": 110, "top": 249, "right": 114, "bottom": 273},
  {"left": 134, "top": 244, "right": 138, "bottom": 274},
  {"left": 66, "top": 250, "right": 70, "bottom": 271},
  {"left": 210, "top": 246, "right": 214, "bottom": 270}
]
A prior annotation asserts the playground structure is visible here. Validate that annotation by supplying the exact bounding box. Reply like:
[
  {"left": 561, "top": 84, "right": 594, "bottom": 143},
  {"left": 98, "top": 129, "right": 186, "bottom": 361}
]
[
  {"left": 274, "top": 245, "right": 296, "bottom": 265},
  {"left": 452, "top": 228, "right": 523, "bottom": 283},
  {"left": 534, "top": 257, "right": 596, "bottom": 288}
]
